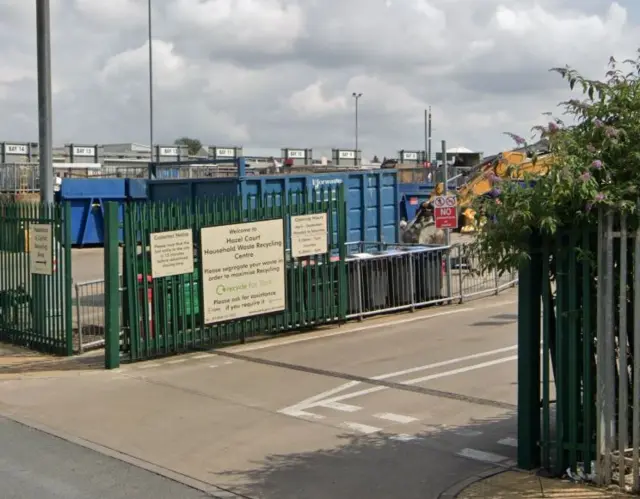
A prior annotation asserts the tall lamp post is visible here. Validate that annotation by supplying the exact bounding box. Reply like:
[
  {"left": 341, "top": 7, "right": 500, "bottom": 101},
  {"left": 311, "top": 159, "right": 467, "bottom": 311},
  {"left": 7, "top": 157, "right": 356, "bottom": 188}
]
[
  {"left": 352, "top": 92, "right": 362, "bottom": 165},
  {"left": 36, "top": 0, "right": 53, "bottom": 203},
  {"left": 147, "top": 0, "right": 154, "bottom": 162}
]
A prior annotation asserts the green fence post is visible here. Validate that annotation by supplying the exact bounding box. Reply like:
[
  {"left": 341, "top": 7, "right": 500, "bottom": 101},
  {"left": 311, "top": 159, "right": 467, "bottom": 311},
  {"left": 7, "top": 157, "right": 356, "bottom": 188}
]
[
  {"left": 64, "top": 202, "right": 73, "bottom": 356},
  {"left": 517, "top": 241, "right": 542, "bottom": 469},
  {"left": 104, "top": 202, "right": 120, "bottom": 369}
]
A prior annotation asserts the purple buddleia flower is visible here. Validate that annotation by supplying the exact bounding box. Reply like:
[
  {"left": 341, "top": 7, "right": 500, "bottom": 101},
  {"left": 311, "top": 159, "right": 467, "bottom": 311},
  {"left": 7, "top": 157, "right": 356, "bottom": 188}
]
[
  {"left": 548, "top": 121, "right": 559, "bottom": 132},
  {"left": 605, "top": 127, "right": 619, "bottom": 138},
  {"left": 594, "top": 118, "right": 604, "bottom": 128},
  {"left": 595, "top": 192, "right": 605, "bottom": 202},
  {"left": 490, "top": 188, "right": 501, "bottom": 197},
  {"left": 591, "top": 159, "right": 602, "bottom": 169},
  {"left": 580, "top": 172, "right": 591, "bottom": 181}
]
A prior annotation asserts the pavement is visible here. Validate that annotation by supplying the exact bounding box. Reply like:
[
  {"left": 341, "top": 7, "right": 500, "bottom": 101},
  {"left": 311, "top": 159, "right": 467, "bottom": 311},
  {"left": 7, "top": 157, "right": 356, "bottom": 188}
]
[
  {"left": 451, "top": 469, "right": 633, "bottom": 498},
  {"left": 0, "top": 416, "right": 212, "bottom": 499},
  {"left": 0, "top": 289, "right": 631, "bottom": 498}
]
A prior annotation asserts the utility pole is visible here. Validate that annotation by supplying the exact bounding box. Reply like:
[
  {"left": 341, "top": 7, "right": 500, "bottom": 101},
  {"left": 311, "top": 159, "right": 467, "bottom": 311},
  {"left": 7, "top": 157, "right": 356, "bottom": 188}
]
[
  {"left": 427, "top": 107, "right": 432, "bottom": 165},
  {"left": 352, "top": 92, "right": 362, "bottom": 165},
  {"left": 36, "top": 0, "right": 53, "bottom": 204},
  {"left": 147, "top": 0, "right": 154, "bottom": 162},
  {"left": 424, "top": 109, "right": 428, "bottom": 165}
]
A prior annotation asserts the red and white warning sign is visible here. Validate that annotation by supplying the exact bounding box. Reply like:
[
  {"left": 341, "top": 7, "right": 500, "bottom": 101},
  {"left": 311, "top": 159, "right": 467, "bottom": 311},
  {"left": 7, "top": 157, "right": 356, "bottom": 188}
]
[{"left": 433, "top": 195, "right": 458, "bottom": 229}]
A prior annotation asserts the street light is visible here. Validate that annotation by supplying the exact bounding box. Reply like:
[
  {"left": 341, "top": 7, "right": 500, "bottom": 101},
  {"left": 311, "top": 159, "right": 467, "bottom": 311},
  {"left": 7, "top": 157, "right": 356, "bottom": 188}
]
[
  {"left": 352, "top": 92, "right": 362, "bottom": 165},
  {"left": 147, "top": 0, "right": 154, "bottom": 162}
]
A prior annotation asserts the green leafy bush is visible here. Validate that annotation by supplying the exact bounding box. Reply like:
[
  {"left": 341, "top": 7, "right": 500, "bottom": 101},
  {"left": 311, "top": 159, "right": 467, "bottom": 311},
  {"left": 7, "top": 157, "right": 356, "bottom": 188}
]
[{"left": 473, "top": 50, "right": 640, "bottom": 273}]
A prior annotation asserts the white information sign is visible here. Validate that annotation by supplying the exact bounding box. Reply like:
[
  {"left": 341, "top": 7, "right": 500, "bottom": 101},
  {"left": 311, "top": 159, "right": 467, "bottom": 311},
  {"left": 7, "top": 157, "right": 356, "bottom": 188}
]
[
  {"left": 291, "top": 213, "right": 328, "bottom": 258},
  {"left": 150, "top": 229, "right": 194, "bottom": 279},
  {"left": 73, "top": 146, "right": 95, "bottom": 157},
  {"left": 159, "top": 147, "right": 178, "bottom": 156},
  {"left": 29, "top": 224, "right": 53, "bottom": 275},
  {"left": 4, "top": 144, "right": 28, "bottom": 155},
  {"left": 287, "top": 150, "right": 305, "bottom": 158},
  {"left": 402, "top": 151, "right": 418, "bottom": 160},
  {"left": 338, "top": 150, "right": 355, "bottom": 159},
  {"left": 200, "top": 219, "right": 285, "bottom": 324},
  {"left": 216, "top": 148, "right": 235, "bottom": 158}
]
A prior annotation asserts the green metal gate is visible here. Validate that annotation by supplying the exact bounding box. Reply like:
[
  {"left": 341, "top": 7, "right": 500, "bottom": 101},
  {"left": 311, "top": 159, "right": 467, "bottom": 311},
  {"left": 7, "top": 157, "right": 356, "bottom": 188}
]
[
  {"left": 0, "top": 202, "right": 73, "bottom": 355},
  {"left": 116, "top": 186, "right": 347, "bottom": 363}
]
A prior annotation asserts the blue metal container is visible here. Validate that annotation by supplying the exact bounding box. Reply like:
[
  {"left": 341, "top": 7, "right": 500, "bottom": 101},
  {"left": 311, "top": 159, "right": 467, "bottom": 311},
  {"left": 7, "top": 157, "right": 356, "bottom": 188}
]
[
  {"left": 140, "top": 169, "right": 399, "bottom": 245},
  {"left": 62, "top": 164, "right": 400, "bottom": 247},
  {"left": 239, "top": 171, "right": 399, "bottom": 244},
  {"left": 57, "top": 179, "right": 127, "bottom": 246},
  {"left": 398, "top": 184, "right": 434, "bottom": 221},
  {"left": 128, "top": 177, "right": 238, "bottom": 202}
]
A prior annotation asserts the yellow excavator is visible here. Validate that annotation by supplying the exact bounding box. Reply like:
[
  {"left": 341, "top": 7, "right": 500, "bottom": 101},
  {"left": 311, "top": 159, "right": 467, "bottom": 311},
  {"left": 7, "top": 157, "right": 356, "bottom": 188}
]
[{"left": 427, "top": 144, "right": 554, "bottom": 233}]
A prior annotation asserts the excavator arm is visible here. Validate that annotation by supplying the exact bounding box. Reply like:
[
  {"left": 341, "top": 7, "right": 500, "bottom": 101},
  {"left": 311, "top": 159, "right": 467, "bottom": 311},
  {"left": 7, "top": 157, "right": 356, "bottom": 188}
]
[{"left": 423, "top": 148, "right": 554, "bottom": 233}]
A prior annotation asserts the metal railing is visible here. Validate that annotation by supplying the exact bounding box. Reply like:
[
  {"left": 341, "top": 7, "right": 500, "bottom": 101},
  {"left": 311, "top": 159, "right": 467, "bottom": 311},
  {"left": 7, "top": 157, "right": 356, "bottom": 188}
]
[
  {"left": 0, "top": 163, "right": 40, "bottom": 191},
  {"left": 596, "top": 212, "right": 640, "bottom": 492},
  {"left": 73, "top": 242, "right": 516, "bottom": 352},
  {"left": 74, "top": 277, "right": 123, "bottom": 353},
  {"left": 344, "top": 242, "right": 517, "bottom": 319}
]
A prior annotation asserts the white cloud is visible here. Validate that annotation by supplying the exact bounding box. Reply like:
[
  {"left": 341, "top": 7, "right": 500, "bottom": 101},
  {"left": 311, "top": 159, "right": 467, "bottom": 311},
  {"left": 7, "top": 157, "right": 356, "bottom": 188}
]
[
  {"left": 288, "top": 81, "right": 347, "bottom": 117},
  {"left": 0, "top": 0, "right": 638, "bottom": 157}
]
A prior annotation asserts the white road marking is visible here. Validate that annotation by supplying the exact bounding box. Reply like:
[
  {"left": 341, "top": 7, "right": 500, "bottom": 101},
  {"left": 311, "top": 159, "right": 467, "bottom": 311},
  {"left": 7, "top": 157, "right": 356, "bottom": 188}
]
[
  {"left": 223, "top": 361, "right": 233, "bottom": 365},
  {"left": 367, "top": 345, "right": 518, "bottom": 381},
  {"left": 457, "top": 448, "right": 511, "bottom": 464},
  {"left": 497, "top": 437, "right": 518, "bottom": 447},
  {"left": 278, "top": 345, "right": 518, "bottom": 418},
  {"left": 209, "top": 365, "right": 219, "bottom": 369},
  {"left": 390, "top": 434, "right": 420, "bottom": 442},
  {"left": 167, "top": 358, "right": 187, "bottom": 365},
  {"left": 192, "top": 354, "right": 215, "bottom": 360},
  {"left": 304, "top": 355, "right": 517, "bottom": 409},
  {"left": 317, "top": 401, "right": 361, "bottom": 412},
  {"left": 281, "top": 409, "right": 325, "bottom": 420},
  {"left": 342, "top": 422, "right": 382, "bottom": 435},
  {"left": 374, "top": 413, "right": 418, "bottom": 424},
  {"left": 225, "top": 300, "right": 516, "bottom": 354}
]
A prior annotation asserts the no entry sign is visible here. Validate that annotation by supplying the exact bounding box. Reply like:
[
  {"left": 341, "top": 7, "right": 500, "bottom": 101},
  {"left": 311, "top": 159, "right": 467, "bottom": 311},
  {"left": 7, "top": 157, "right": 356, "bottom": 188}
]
[{"left": 433, "top": 195, "right": 458, "bottom": 229}]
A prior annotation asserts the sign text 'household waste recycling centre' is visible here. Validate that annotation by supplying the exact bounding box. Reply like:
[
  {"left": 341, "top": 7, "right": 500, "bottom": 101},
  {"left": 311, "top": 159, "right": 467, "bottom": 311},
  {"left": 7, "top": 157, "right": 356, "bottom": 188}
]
[{"left": 201, "top": 219, "right": 286, "bottom": 324}]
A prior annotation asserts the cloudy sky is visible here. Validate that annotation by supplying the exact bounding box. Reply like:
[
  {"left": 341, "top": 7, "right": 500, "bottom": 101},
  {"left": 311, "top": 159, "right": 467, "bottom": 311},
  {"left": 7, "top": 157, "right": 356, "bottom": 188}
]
[{"left": 1, "top": 0, "right": 639, "bottom": 159}]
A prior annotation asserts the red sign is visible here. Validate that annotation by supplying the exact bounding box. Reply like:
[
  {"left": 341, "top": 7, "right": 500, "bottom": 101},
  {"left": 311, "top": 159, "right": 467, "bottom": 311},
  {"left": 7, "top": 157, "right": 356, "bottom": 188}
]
[{"left": 434, "top": 195, "right": 458, "bottom": 229}]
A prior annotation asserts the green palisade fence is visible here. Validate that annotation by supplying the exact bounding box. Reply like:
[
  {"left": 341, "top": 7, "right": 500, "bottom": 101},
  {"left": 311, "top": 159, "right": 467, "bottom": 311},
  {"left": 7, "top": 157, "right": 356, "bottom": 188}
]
[
  {"left": 518, "top": 223, "right": 624, "bottom": 477},
  {"left": 0, "top": 202, "right": 73, "bottom": 355},
  {"left": 119, "top": 186, "right": 348, "bottom": 362}
]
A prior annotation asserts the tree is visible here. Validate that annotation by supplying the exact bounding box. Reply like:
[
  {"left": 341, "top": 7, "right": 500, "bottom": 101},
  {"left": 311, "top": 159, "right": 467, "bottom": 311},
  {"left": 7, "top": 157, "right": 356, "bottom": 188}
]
[
  {"left": 472, "top": 49, "right": 640, "bottom": 274},
  {"left": 174, "top": 137, "right": 203, "bottom": 156}
]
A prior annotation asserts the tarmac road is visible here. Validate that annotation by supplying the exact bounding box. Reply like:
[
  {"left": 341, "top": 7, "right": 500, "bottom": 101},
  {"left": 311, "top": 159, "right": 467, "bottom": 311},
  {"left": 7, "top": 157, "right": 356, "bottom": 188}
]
[{"left": 0, "top": 290, "right": 521, "bottom": 499}]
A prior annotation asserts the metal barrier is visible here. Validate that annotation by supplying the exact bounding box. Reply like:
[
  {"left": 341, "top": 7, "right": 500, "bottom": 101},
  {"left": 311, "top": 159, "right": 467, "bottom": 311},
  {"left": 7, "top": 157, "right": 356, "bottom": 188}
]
[
  {"left": 73, "top": 242, "right": 517, "bottom": 354},
  {"left": 74, "top": 277, "right": 123, "bottom": 353},
  {"left": 0, "top": 163, "right": 40, "bottom": 191},
  {"left": 344, "top": 242, "right": 517, "bottom": 320}
]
